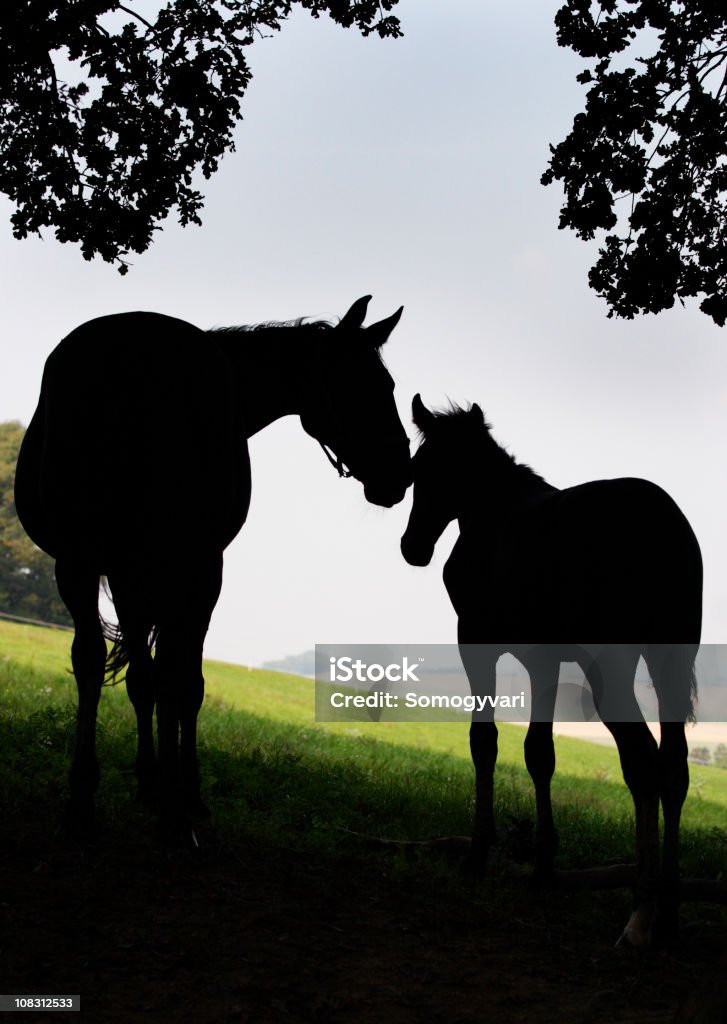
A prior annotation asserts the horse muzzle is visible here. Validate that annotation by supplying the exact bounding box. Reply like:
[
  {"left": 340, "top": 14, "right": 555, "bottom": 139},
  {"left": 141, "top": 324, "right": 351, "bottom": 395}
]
[
  {"left": 362, "top": 448, "right": 412, "bottom": 508},
  {"left": 365, "top": 478, "right": 410, "bottom": 508},
  {"left": 400, "top": 532, "right": 434, "bottom": 566}
]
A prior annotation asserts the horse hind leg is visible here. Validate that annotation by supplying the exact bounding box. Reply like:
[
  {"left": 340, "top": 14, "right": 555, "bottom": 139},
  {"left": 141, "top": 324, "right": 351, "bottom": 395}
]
[
  {"left": 106, "top": 573, "right": 157, "bottom": 807},
  {"left": 126, "top": 650, "right": 156, "bottom": 807},
  {"left": 153, "top": 630, "right": 207, "bottom": 835},
  {"left": 55, "top": 559, "right": 107, "bottom": 829},
  {"left": 154, "top": 554, "right": 223, "bottom": 837}
]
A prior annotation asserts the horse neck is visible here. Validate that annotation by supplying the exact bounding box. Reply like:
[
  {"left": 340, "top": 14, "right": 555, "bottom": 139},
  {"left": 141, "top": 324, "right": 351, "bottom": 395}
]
[
  {"left": 456, "top": 445, "right": 556, "bottom": 532},
  {"left": 214, "top": 328, "right": 310, "bottom": 437}
]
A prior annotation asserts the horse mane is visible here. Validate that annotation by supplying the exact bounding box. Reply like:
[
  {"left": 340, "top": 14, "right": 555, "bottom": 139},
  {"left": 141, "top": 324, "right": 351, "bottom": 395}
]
[
  {"left": 421, "top": 403, "right": 550, "bottom": 489},
  {"left": 208, "top": 317, "right": 335, "bottom": 336},
  {"left": 208, "top": 316, "right": 389, "bottom": 366}
]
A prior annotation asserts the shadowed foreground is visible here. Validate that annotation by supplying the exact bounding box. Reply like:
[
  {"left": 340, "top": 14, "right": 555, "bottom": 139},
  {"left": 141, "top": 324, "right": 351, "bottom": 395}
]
[
  {"left": 2, "top": 625, "right": 726, "bottom": 1022},
  {"left": 3, "top": 815, "right": 726, "bottom": 1024}
]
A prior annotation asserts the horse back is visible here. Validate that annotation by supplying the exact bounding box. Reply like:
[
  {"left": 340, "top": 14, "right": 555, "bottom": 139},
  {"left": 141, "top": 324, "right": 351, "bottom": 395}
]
[
  {"left": 444, "top": 477, "right": 702, "bottom": 638},
  {"left": 15, "top": 312, "right": 251, "bottom": 567}
]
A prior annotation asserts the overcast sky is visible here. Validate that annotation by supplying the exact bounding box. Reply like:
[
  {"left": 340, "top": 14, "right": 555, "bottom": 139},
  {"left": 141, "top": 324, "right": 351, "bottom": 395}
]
[{"left": 2, "top": 0, "right": 726, "bottom": 667}]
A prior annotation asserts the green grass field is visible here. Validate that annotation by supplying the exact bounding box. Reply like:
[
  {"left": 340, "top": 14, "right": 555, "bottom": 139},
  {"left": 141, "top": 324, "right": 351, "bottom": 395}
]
[{"left": 1, "top": 618, "right": 725, "bottom": 878}]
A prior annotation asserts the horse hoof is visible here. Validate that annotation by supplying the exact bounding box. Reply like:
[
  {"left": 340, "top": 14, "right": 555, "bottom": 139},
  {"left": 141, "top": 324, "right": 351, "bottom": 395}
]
[
  {"left": 61, "top": 799, "right": 96, "bottom": 839},
  {"left": 651, "top": 908, "right": 680, "bottom": 949},
  {"left": 184, "top": 794, "right": 211, "bottom": 821},
  {"left": 136, "top": 783, "right": 158, "bottom": 810},
  {"left": 462, "top": 845, "right": 489, "bottom": 878}
]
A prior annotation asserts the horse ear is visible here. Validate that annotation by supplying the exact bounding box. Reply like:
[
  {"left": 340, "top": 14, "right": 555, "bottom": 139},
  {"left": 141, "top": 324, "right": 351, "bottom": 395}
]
[
  {"left": 470, "top": 403, "right": 485, "bottom": 425},
  {"left": 412, "top": 393, "right": 435, "bottom": 433},
  {"left": 339, "top": 295, "right": 372, "bottom": 331},
  {"left": 365, "top": 306, "right": 404, "bottom": 348}
]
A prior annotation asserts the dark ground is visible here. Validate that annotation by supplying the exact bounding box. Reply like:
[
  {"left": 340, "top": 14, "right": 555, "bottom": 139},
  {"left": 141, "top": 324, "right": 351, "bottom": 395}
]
[{"left": 2, "top": 816, "right": 726, "bottom": 1024}]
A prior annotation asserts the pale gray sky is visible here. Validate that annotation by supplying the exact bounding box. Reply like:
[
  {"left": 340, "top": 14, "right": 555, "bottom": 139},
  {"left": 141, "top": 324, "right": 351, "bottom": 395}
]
[{"left": 2, "top": 0, "right": 726, "bottom": 665}]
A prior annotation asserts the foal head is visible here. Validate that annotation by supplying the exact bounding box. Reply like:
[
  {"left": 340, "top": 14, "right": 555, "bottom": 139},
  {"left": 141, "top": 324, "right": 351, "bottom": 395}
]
[
  {"left": 401, "top": 395, "right": 488, "bottom": 566},
  {"left": 300, "top": 296, "right": 411, "bottom": 508}
]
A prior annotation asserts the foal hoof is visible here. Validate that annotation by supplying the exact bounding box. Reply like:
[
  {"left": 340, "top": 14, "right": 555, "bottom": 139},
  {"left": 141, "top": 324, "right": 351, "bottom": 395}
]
[
  {"left": 529, "top": 863, "right": 555, "bottom": 893},
  {"left": 616, "top": 908, "right": 653, "bottom": 949},
  {"left": 158, "top": 815, "right": 200, "bottom": 851}
]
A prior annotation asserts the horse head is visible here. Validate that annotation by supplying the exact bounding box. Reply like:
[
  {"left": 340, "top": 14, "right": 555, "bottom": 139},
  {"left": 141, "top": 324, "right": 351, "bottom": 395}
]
[{"left": 300, "top": 296, "right": 411, "bottom": 508}]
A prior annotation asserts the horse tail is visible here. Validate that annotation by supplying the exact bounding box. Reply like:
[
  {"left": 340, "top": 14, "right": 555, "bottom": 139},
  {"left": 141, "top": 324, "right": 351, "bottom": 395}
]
[
  {"left": 645, "top": 644, "right": 699, "bottom": 725},
  {"left": 99, "top": 579, "right": 158, "bottom": 684}
]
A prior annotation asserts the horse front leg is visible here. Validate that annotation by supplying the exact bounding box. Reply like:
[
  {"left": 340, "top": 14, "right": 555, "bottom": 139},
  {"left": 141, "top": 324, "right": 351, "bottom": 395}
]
[
  {"left": 55, "top": 560, "right": 106, "bottom": 828},
  {"left": 459, "top": 634, "right": 499, "bottom": 872},
  {"left": 178, "top": 662, "right": 209, "bottom": 821}
]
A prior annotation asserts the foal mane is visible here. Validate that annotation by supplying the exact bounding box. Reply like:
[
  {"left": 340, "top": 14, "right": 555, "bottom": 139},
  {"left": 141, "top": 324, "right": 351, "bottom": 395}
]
[{"left": 422, "top": 403, "right": 550, "bottom": 489}]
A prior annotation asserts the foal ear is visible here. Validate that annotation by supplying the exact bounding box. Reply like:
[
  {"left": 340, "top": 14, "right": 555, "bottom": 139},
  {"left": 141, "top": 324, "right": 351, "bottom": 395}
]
[
  {"left": 339, "top": 295, "right": 372, "bottom": 331},
  {"left": 412, "top": 393, "right": 435, "bottom": 433},
  {"left": 365, "top": 306, "right": 404, "bottom": 348},
  {"left": 470, "top": 403, "right": 485, "bottom": 425}
]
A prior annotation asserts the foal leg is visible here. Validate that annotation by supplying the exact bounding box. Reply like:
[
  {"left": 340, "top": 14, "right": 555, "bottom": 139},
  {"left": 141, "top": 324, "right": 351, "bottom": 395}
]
[
  {"left": 647, "top": 643, "right": 697, "bottom": 939},
  {"left": 55, "top": 559, "right": 106, "bottom": 827},
  {"left": 586, "top": 647, "right": 660, "bottom": 947},
  {"left": 459, "top": 634, "right": 499, "bottom": 872},
  {"left": 522, "top": 652, "right": 560, "bottom": 880},
  {"left": 655, "top": 721, "right": 688, "bottom": 940}
]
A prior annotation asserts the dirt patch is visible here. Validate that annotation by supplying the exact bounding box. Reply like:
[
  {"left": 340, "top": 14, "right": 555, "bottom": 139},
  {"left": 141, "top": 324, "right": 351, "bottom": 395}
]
[{"left": 1, "top": 817, "right": 725, "bottom": 1024}]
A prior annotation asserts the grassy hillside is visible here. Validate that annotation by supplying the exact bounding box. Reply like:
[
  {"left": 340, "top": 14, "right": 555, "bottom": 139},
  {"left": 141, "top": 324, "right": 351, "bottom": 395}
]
[{"left": 1, "top": 617, "right": 726, "bottom": 875}]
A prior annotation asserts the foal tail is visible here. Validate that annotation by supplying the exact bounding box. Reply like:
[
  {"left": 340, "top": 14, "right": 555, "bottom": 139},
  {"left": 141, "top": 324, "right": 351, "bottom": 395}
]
[{"left": 645, "top": 644, "right": 699, "bottom": 724}]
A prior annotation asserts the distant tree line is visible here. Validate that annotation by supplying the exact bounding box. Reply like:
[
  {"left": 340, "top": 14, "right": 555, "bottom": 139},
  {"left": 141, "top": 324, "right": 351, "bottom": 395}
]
[
  {"left": 689, "top": 743, "right": 727, "bottom": 768},
  {"left": 0, "top": 420, "right": 71, "bottom": 626}
]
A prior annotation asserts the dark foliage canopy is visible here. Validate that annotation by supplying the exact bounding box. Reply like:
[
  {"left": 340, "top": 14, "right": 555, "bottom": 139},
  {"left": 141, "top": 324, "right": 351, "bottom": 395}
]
[
  {"left": 0, "top": 421, "right": 71, "bottom": 626},
  {"left": 542, "top": 1, "right": 727, "bottom": 326},
  {"left": 0, "top": 1, "right": 402, "bottom": 271}
]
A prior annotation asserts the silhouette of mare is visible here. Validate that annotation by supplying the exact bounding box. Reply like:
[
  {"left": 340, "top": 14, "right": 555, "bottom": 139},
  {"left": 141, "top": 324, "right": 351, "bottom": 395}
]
[
  {"left": 14, "top": 296, "right": 411, "bottom": 839},
  {"left": 400, "top": 395, "right": 702, "bottom": 947}
]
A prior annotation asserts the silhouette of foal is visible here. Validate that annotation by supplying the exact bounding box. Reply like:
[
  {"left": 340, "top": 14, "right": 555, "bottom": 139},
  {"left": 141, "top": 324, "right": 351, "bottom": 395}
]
[
  {"left": 400, "top": 395, "right": 702, "bottom": 946},
  {"left": 15, "top": 297, "right": 411, "bottom": 837}
]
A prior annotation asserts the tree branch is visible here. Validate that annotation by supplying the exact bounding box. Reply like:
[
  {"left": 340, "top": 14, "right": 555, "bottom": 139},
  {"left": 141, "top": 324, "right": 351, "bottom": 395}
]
[{"left": 117, "top": 4, "right": 156, "bottom": 34}]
